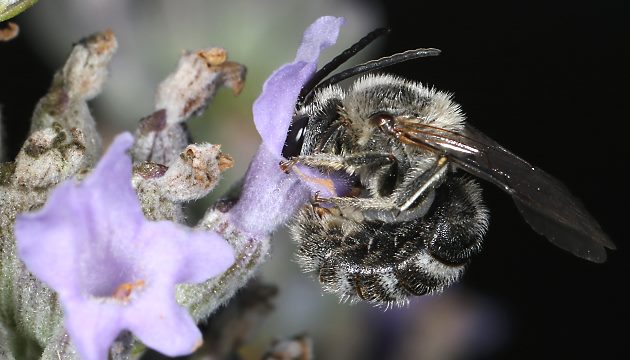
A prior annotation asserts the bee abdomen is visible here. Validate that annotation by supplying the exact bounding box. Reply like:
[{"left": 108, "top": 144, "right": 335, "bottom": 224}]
[
  {"left": 291, "top": 176, "right": 488, "bottom": 305},
  {"left": 424, "top": 177, "right": 489, "bottom": 265},
  {"left": 317, "top": 246, "right": 464, "bottom": 304},
  {"left": 318, "top": 244, "right": 415, "bottom": 303}
]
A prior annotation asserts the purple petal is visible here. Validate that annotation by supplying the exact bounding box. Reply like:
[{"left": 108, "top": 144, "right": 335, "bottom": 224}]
[
  {"left": 15, "top": 182, "right": 87, "bottom": 296},
  {"left": 86, "top": 132, "right": 135, "bottom": 191},
  {"left": 63, "top": 300, "right": 123, "bottom": 360},
  {"left": 228, "top": 146, "right": 311, "bottom": 234},
  {"left": 138, "top": 221, "right": 235, "bottom": 284},
  {"left": 253, "top": 16, "right": 344, "bottom": 155},
  {"left": 82, "top": 132, "right": 145, "bottom": 236},
  {"left": 15, "top": 133, "right": 138, "bottom": 297},
  {"left": 124, "top": 294, "right": 202, "bottom": 357},
  {"left": 230, "top": 17, "right": 346, "bottom": 235},
  {"left": 295, "top": 16, "right": 347, "bottom": 62},
  {"left": 15, "top": 131, "right": 235, "bottom": 360}
]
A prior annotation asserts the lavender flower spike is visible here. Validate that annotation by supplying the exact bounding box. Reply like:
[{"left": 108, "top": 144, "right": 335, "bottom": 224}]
[
  {"left": 228, "top": 16, "right": 345, "bottom": 235},
  {"left": 15, "top": 133, "right": 234, "bottom": 360}
]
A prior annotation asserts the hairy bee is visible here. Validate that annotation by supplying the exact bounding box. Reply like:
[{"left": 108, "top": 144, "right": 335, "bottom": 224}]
[{"left": 282, "top": 29, "right": 615, "bottom": 306}]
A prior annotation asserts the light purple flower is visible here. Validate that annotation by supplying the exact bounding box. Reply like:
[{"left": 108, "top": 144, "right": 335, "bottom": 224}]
[
  {"left": 229, "top": 16, "right": 346, "bottom": 235},
  {"left": 252, "top": 16, "right": 345, "bottom": 156},
  {"left": 15, "top": 133, "right": 234, "bottom": 360}
]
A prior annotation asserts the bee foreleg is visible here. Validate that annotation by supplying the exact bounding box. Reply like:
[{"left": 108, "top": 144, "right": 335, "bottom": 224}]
[
  {"left": 325, "top": 156, "right": 449, "bottom": 222},
  {"left": 283, "top": 152, "right": 396, "bottom": 175}
]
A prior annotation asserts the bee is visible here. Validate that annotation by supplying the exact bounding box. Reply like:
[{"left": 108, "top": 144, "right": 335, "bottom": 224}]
[{"left": 282, "top": 29, "right": 615, "bottom": 306}]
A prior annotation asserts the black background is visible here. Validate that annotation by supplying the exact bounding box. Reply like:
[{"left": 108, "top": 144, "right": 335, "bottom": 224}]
[
  {"left": 1, "top": 1, "right": 628, "bottom": 359},
  {"left": 374, "top": 1, "right": 628, "bottom": 359}
]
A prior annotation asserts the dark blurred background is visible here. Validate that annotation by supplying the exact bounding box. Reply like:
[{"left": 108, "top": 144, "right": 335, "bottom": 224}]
[
  {"left": 378, "top": 1, "right": 628, "bottom": 359},
  {"left": 1, "top": 1, "right": 628, "bottom": 359}
]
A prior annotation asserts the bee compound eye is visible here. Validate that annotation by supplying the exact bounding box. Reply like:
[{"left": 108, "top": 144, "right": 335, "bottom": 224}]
[
  {"left": 282, "top": 115, "right": 309, "bottom": 158},
  {"left": 369, "top": 112, "right": 396, "bottom": 135}
]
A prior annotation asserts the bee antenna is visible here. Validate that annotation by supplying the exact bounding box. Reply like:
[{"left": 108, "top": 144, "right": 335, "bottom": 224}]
[
  {"left": 298, "top": 27, "right": 390, "bottom": 104},
  {"left": 304, "top": 48, "right": 442, "bottom": 103}
]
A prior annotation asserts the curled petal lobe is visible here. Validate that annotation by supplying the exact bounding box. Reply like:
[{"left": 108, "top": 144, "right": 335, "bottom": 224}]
[
  {"left": 231, "top": 16, "right": 345, "bottom": 235},
  {"left": 253, "top": 16, "right": 344, "bottom": 156},
  {"left": 295, "top": 16, "right": 346, "bottom": 62}
]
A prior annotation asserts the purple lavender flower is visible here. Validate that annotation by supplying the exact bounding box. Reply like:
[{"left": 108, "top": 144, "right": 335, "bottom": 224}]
[
  {"left": 14, "top": 132, "right": 234, "bottom": 360},
  {"left": 228, "top": 16, "right": 346, "bottom": 235}
]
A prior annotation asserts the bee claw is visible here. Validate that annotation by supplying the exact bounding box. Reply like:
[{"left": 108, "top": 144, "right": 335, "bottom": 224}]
[{"left": 279, "top": 160, "right": 291, "bottom": 174}]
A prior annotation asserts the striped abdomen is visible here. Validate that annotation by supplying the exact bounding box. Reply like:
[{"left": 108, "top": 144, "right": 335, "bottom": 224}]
[{"left": 291, "top": 176, "right": 488, "bottom": 306}]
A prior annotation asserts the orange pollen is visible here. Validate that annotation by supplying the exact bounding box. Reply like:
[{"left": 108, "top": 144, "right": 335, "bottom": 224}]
[
  {"left": 112, "top": 280, "right": 145, "bottom": 301},
  {"left": 292, "top": 166, "right": 337, "bottom": 196}
]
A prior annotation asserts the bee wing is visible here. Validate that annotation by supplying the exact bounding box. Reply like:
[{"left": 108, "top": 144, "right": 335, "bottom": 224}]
[{"left": 398, "top": 121, "right": 615, "bottom": 262}]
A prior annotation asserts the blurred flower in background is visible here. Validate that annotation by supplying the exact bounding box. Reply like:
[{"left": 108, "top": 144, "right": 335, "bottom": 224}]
[
  {"left": 19, "top": 0, "right": 385, "bottom": 224},
  {"left": 21, "top": 0, "right": 383, "bottom": 186},
  {"left": 6, "top": 1, "right": 510, "bottom": 359}
]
